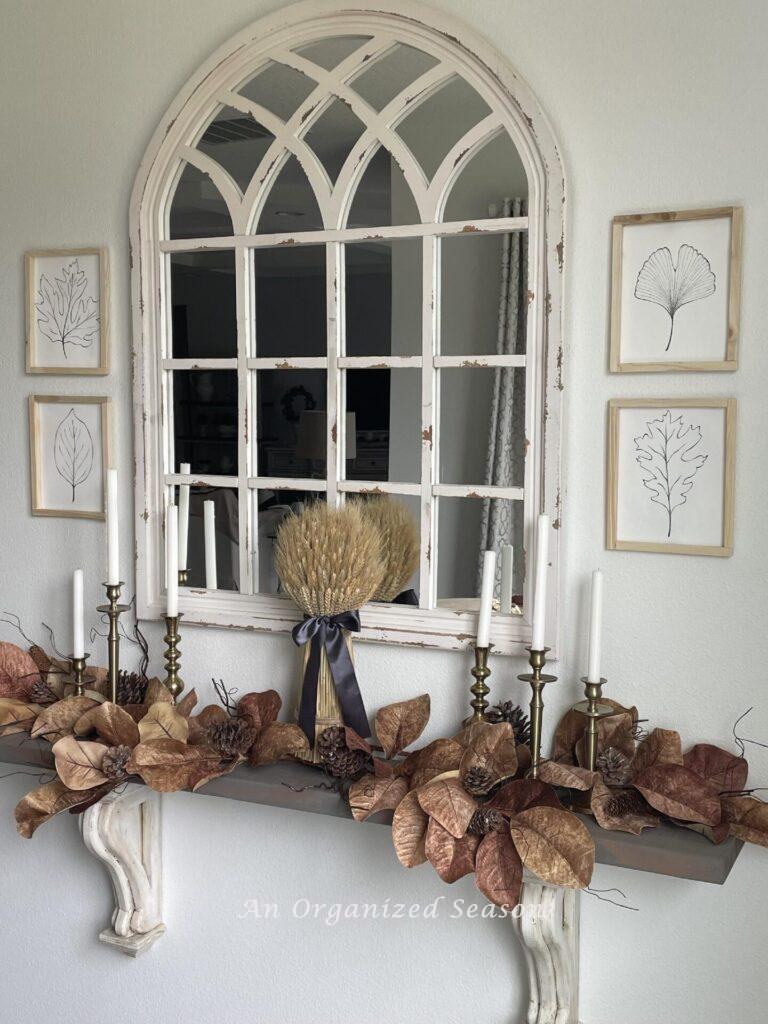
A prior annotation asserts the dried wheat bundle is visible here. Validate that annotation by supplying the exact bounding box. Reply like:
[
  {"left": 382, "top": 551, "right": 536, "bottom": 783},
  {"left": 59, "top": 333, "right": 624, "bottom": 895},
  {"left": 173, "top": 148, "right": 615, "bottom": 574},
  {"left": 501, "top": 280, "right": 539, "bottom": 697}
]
[
  {"left": 275, "top": 502, "right": 385, "bottom": 616},
  {"left": 355, "top": 496, "right": 419, "bottom": 602}
]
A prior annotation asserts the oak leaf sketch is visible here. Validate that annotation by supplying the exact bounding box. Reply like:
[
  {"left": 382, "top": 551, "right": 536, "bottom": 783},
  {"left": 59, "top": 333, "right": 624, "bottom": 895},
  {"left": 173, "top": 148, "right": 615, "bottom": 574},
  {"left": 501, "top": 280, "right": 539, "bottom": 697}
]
[
  {"left": 35, "top": 259, "right": 99, "bottom": 357},
  {"left": 634, "top": 410, "right": 708, "bottom": 538},
  {"left": 634, "top": 244, "right": 715, "bottom": 352},
  {"left": 54, "top": 409, "right": 94, "bottom": 502}
]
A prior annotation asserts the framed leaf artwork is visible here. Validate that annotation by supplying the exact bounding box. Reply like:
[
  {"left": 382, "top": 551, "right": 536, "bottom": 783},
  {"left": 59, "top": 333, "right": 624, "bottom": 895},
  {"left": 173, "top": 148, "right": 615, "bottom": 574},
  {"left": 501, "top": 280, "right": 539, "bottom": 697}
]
[
  {"left": 28, "top": 395, "right": 111, "bottom": 519},
  {"left": 606, "top": 398, "right": 736, "bottom": 556},
  {"left": 609, "top": 207, "right": 742, "bottom": 373},
  {"left": 25, "top": 248, "right": 109, "bottom": 374}
]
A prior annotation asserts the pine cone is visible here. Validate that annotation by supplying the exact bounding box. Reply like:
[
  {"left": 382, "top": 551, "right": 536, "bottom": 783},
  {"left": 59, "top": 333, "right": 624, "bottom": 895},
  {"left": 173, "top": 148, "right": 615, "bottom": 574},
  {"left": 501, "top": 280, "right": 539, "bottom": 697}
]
[
  {"left": 316, "top": 726, "right": 372, "bottom": 780},
  {"left": 102, "top": 745, "right": 132, "bottom": 780},
  {"left": 486, "top": 701, "right": 531, "bottom": 746},
  {"left": 29, "top": 679, "right": 57, "bottom": 705},
  {"left": 605, "top": 788, "right": 649, "bottom": 818},
  {"left": 205, "top": 717, "right": 256, "bottom": 757},
  {"left": 117, "top": 671, "right": 148, "bottom": 706},
  {"left": 596, "top": 746, "right": 630, "bottom": 786},
  {"left": 463, "top": 765, "right": 495, "bottom": 795},
  {"left": 467, "top": 807, "right": 506, "bottom": 836}
]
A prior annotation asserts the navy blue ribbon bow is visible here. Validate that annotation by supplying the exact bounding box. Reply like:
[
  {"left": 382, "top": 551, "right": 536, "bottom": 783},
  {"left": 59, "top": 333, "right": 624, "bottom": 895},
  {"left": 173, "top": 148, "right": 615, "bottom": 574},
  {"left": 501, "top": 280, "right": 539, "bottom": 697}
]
[{"left": 292, "top": 611, "right": 370, "bottom": 741}]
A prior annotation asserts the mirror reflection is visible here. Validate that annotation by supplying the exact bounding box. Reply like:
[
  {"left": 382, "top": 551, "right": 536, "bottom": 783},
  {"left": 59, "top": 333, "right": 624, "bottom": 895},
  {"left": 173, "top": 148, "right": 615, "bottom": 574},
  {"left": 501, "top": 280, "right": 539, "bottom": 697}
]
[{"left": 176, "top": 485, "right": 239, "bottom": 592}]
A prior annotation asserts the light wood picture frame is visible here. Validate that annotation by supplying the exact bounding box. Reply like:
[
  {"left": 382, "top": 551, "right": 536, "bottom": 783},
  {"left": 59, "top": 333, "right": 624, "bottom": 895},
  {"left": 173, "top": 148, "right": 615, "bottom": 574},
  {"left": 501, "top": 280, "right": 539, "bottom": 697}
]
[
  {"left": 606, "top": 398, "right": 735, "bottom": 556},
  {"left": 25, "top": 247, "right": 109, "bottom": 374},
  {"left": 29, "top": 395, "right": 111, "bottom": 519},
  {"left": 610, "top": 207, "right": 742, "bottom": 373}
]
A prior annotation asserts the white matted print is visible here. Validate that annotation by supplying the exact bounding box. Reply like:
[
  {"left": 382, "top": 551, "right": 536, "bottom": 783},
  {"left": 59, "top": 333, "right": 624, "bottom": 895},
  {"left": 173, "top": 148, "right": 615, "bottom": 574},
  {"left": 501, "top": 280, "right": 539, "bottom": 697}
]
[
  {"left": 610, "top": 208, "right": 741, "bottom": 373},
  {"left": 25, "top": 248, "right": 109, "bottom": 374},
  {"left": 29, "top": 396, "right": 110, "bottom": 519},
  {"left": 607, "top": 398, "right": 735, "bottom": 556}
]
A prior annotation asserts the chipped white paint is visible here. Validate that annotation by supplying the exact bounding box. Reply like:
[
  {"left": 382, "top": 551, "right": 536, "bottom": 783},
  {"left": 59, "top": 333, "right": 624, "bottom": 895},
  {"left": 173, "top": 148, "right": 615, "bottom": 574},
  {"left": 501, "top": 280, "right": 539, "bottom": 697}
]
[{"left": 131, "top": 0, "right": 565, "bottom": 657}]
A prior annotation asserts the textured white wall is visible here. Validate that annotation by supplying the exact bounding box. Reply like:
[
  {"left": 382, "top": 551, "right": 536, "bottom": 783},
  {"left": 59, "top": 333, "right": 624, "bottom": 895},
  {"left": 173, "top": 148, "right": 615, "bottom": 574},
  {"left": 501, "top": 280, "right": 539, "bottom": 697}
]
[{"left": 1, "top": 2, "right": 767, "bottom": 1022}]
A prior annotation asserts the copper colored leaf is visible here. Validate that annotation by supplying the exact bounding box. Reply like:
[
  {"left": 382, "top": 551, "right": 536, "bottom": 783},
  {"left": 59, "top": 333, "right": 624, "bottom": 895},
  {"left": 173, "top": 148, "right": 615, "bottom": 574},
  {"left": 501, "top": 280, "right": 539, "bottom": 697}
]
[
  {"left": 407, "top": 738, "right": 464, "bottom": 787},
  {"left": 634, "top": 763, "right": 721, "bottom": 825},
  {"left": 349, "top": 772, "right": 410, "bottom": 822},
  {"left": 487, "top": 778, "right": 562, "bottom": 816},
  {"left": 416, "top": 778, "right": 476, "bottom": 838},
  {"left": 344, "top": 727, "right": 373, "bottom": 754},
  {"left": 74, "top": 702, "right": 140, "bottom": 747},
  {"left": 590, "top": 778, "right": 659, "bottom": 835},
  {"left": 15, "top": 778, "right": 115, "bottom": 838},
  {"left": 373, "top": 757, "right": 394, "bottom": 778},
  {"left": 392, "top": 789, "right": 429, "bottom": 867},
  {"left": 0, "top": 642, "right": 40, "bottom": 697},
  {"left": 537, "top": 761, "right": 598, "bottom": 792},
  {"left": 144, "top": 677, "right": 173, "bottom": 705},
  {"left": 375, "top": 694, "right": 430, "bottom": 758},
  {"left": 631, "top": 728, "right": 683, "bottom": 778},
  {"left": 453, "top": 721, "right": 492, "bottom": 748},
  {"left": 121, "top": 703, "right": 150, "bottom": 724},
  {"left": 138, "top": 702, "right": 189, "bottom": 743},
  {"left": 249, "top": 722, "right": 310, "bottom": 766},
  {"left": 475, "top": 831, "right": 523, "bottom": 908},
  {"left": 684, "top": 744, "right": 748, "bottom": 794},
  {"left": 552, "top": 700, "right": 637, "bottom": 764},
  {"left": 576, "top": 711, "right": 636, "bottom": 767},
  {"left": 30, "top": 695, "right": 98, "bottom": 741},
  {"left": 509, "top": 806, "right": 595, "bottom": 888},
  {"left": 51, "top": 736, "right": 109, "bottom": 791},
  {"left": 176, "top": 689, "right": 198, "bottom": 718},
  {"left": 459, "top": 723, "right": 517, "bottom": 788},
  {"left": 0, "top": 698, "right": 41, "bottom": 736},
  {"left": 188, "top": 704, "right": 228, "bottom": 744},
  {"left": 189, "top": 754, "right": 244, "bottom": 792},
  {"left": 28, "top": 645, "right": 51, "bottom": 677},
  {"left": 127, "top": 739, "right": 220, "bottom": 792},
  {"left": 238, "top": 690, "right": 282, "bottom": 732},
  {"left": 722, "top": 796, "right": 768, "bottom": 847},
  {"left": 424, "top": 819, "right": 480, "bottom": 882},
  {"left": 516, "top": 744, "right": 532, "bottom": 774}
]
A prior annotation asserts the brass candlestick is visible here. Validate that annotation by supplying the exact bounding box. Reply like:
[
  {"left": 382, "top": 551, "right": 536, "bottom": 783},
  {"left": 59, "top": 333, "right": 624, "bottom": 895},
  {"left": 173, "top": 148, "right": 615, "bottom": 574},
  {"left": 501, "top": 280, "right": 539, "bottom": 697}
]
[
  {"left": 69, "top": 653, "right": 90, "bottom": 698},
  {"left": 163, "top": 614, "right": 184, "bottom": 703},
  {"left": 573, "top": 677, "right": 612, "bottom": 772},
  {"left": 469, "top": 645, "right": 491, "bottom": 722},
  {"left": 97, "top": 581, "right": 130, "bottom": 704},
  {"left": 518, "top": 647, "right": 557, "bottom": 778},
  {"left": 178, "top": 569, "right": 188, "bottom": 586}
]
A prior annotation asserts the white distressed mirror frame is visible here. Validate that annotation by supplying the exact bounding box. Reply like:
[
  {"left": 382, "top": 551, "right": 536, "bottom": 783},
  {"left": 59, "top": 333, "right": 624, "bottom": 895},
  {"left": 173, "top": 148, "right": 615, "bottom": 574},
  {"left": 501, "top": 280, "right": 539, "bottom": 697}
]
[{"left": 130, "top": 0, "right": 565, "bottom": 656}]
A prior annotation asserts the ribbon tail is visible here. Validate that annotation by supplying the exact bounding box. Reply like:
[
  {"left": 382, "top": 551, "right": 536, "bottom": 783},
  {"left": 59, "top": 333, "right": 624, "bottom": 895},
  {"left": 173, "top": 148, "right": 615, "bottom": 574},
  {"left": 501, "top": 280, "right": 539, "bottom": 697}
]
[
  {"left": 325, "top": 629, "right": 371, "bottom": 738},
  {"left": 393, "top": 588, "right": 419, "bottom": 606},
  {"left": 297, "top": 634, "right": 322, "bottom": 743}
]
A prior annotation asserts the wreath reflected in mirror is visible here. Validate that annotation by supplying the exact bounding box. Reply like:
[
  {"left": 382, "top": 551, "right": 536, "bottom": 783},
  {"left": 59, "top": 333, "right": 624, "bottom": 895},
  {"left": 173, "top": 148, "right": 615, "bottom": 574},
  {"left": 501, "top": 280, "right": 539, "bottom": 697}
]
[{"left": 281, "top": 386, "right": 316, "bottom": 424}]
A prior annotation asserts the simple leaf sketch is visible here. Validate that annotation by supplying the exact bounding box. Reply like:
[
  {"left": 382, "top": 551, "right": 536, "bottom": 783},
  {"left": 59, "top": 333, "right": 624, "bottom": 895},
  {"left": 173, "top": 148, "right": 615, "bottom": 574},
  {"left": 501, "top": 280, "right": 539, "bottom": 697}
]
[
  {"left": 634, "top": 244, "right": 716, "bottom": 352},
  {"left": 35, "top": 259, "right": 99, "bottom": 357},
  {"left": 634, "top": 410, "right": 708, "bottom": 538},
  {"left": 54, "top": 409, "right": 94, "bottom": 502}
]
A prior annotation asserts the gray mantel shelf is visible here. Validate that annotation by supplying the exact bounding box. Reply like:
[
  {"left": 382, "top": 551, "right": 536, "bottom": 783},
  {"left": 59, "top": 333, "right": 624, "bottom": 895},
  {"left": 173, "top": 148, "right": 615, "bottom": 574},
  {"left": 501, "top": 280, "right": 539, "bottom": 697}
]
[{"left": 0, "top": 733, "right": 741, "bottom": 886}]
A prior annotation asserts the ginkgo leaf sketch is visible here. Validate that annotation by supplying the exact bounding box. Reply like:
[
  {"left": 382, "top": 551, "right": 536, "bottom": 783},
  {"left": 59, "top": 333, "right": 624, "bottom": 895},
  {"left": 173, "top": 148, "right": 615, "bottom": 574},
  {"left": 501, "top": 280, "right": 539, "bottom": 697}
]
[
  {"left": 634, "top": 410, "right": 708, "bottom": 538},
  {"left": 634, "top": 244, "right": 716, "bottom": 352},
  {"left": 35, "top": 259, "right": 99, "bottom": 357},
  {"left": 54, "top": 409, "right": 94, "bottom": 502}
]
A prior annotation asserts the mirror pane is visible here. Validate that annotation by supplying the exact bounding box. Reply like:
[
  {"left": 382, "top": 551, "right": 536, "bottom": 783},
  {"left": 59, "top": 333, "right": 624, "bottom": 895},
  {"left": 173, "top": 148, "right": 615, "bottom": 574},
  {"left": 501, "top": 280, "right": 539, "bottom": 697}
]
[
  {"left": 440, "top": 232, "right": 528, "bottom": 356},
  {"left": 345, "top": 239, "right": 421, "bottom": 356},
  {"left": 350, "top": 43, "right": 439, "bottom": 112},
  {"left": 169, "top": 162, "right": 233, "bottom": 239},
  {"left": 255, "top": 489, "right": 324, "bottom": 594},
  {"left": 257, "top": 155, "right": 324, "bottom": 233},
  {"left": 439, "top": 367, "right": 526, "bottom": 488},
  {"left": 436, "top": 496, "right": 523, "bottom": 610},
  {"left": 170, "top": 251, "right": 236, "bottom": 359},
  {"left": 345, "top": 369, "right": 420, "bottom": 483},
  {"left": 303, "top": 98, "right": 366, "bottom": 183},
  {"left": 396, "top": 75, "right": 492, "bottom": 180},
  {"left": 238, "top": 61, "right": 316, "bottom": 122},
  {"left": 175, "top": 484, "right": 239, "bottom": 592},
  {"left": 256, "top": 369, "right": 327, "bottom": 478},
  {"left": 346, "top": 147, "right": 420, "bottom": 228},
  {"left": 294, "top": 36, "right": 372, "bottom": 71},
  {"left": 173, "top": 370, "right": 238, "bottom": 476},
  {"left": 442, "top": 134, "right": 528, "bottom": 222},
  {"left": 254, "top": 246, "right": 326, "bottom": 358},
  {"left": 197, "top": 106, "right": 275, "bottom": 194}
]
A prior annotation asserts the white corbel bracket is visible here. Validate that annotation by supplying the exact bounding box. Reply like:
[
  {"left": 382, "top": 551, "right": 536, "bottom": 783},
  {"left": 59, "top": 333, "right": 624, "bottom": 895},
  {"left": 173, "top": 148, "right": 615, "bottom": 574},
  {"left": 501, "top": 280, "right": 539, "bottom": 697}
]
[{"left": 79, "top": 784, "right": 165, "bottom": 957}]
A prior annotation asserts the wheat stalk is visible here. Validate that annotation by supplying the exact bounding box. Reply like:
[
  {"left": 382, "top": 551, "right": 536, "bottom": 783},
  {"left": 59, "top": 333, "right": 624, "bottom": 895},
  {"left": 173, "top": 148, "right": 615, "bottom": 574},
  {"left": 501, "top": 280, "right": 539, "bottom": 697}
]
[{"left": 355, "top": 495, "right": 420, "bottom": 602}]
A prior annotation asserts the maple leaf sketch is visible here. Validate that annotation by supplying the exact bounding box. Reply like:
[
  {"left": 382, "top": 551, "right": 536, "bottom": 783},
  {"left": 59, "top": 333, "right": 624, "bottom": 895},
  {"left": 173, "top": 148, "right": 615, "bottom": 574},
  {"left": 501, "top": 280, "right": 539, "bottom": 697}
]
[
  {"left": 35, "top": 259, "right": 99, "bottom": 357},
  {"left": 634, "top": 244, "right": 716, "bottom": 351},
  {"left": 634, "top": 410, "right": 708, "bottom": 538},
  {"left": 54, "top": 409, "right": 94, "bottom": 502}
]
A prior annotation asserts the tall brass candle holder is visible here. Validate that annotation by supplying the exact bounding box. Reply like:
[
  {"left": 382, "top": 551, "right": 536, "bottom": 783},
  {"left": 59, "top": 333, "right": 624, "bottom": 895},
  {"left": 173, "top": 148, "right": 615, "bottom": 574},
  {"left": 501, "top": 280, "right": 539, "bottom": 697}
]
[
  {"left": 163, "top": 614, "right": 184, "bottom": 703},
  {"left": 97, "top": 581, "right": 130, "bottom": 704},
  {"left": 573, "top": 676, "right": 612, "bottom": 772},
  {"left": 469, "top": 645, "right": 491, "bottom": 722},
  {"left": 518, "top": 647, "right": 557, "bottom": 779},
  {"left": 68, "top": 653, "right": 90, "bottom": 698}
]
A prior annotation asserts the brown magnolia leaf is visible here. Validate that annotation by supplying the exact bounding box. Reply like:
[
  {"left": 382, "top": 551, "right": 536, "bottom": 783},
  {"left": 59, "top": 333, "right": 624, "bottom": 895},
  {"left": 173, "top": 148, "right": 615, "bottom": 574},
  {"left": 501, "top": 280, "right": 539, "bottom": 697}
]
[
  {"left": 475, "top": 831, "right": 523, "bottom": 908},
  {"left": 349, "top": 772, "right": 409, "bottom": 822},
  {"left": 634, "top": 763, "right": 721, "bottom": 825},
  {"left": 590, "top": 778, "right": 659, "bottom": 835},
  {"left": 576, "top": 711, "right": 635, "bottom": 767},
  {"left": 392, "top": 789, "right": 429, "bottom": 867},
  {"left": 74, "top": 702, "right": 140, "bottom": 747},
  {"left": 516, "top": 744, "right": 532, "bottom": 774},
  {"left": 176, "top": 689, "right": 198, "bottom": 718},
  {"left": 453, "top": 721, "right": 492, "bottom": 748},
  {"left": 631, "top": 728, "right": 683, "bottom": 778},
  {"left": 406, "top": 738, "right": 464, "bottom": 787},
  {"left": 722, "top": 796, "right": 768, "bottom": 847},
  {"left": 238, "top": 690, "right": 282, "bottom": 732},
  {"left": 51, "top": 736, "right": 109, "bottom": 791},
  {"left": 190, "top": 753, "right": 244, "bottom": 792},
  {"left": 30, "top": 695, "right": 98, "bottom": 741},
  {"left": 459, "top": 723, "right": 517, "bottom": 788},
  {"left": 684, "top": 744, "right": 748, "bottom": 794},
  {"left": 15, "top": 778, "right": 115, "bottom": 838},
  {"left": 138, "top": 702, "right": 189, "bottom": 743},
  {"left": 487, "top": 778, "right": 562, "bottom": 816},
  {"left": 375, "top": 694, "right": 430, "bottom": 758},
  {"left": 344, "top": 727, "right": 373, "bottom": 754},
  {"left": 121, "top": 703, "right": 151, "bottom": 724},
  {"left": 28, "top": 645, "right": 51, "bottom": 677},
  {"left": 416, "top": 778, "right": 476, "bottom": 838},
  {"left": 0, "top": 642, "right": 41, "bottom": 697},
  {"left": 552, "top": 699, "right": 637, "bottom": 764},
  {"left": 144, "top": 677, "right": 173, "bottom": 705},
  {"left": 249, "top": 722, "right": 310, "bottom": 766},
  {"left": 424, "top": 819, "right": 480, "bottom": 882},
  {"left": 127, "top": 739, "right": 220, "bottom": 792},
  {"left": 373, "top": 757, "right": 394, "bottom": 778},
  {"left": 537, "top": 761, "right": 597, "bottom": 791},
  {"left": 509, "top": 806, "right": 595, "bottom": 888},
  {"left": 0, "top": 698, "right": 42, "bottom": 736},
  {"left": 188, "top": 704, "right": 228, "bottom": 743}
]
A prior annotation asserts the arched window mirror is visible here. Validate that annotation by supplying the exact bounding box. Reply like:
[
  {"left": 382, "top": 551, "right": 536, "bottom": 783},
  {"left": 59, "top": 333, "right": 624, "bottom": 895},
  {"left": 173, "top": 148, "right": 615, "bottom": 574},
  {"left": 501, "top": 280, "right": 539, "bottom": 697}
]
[{"left": 131, "top": 1, "right": 564, "bottom": 655}]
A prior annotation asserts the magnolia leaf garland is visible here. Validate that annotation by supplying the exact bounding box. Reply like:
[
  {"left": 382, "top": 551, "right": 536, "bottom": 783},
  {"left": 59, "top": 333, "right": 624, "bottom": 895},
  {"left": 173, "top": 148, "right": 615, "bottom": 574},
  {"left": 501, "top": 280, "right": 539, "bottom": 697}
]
[
  {"left": 52, "top": 736, "right": 110, "bottom": 791},
  {"left": 475, "top": 831, "right": 523, "bottom": 909},
  {"left": 138, "top": 702, "right": 189, "bottom": 743},
  {"left": 374, "top": 694, "right": 430, "bottom": 759}
]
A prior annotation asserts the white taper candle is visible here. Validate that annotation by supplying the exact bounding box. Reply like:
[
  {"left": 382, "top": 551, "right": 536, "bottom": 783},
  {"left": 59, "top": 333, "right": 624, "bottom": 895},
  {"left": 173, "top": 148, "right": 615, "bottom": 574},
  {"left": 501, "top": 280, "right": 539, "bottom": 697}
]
[
  {"left": 166, "top": 505, "right": 178, "bottom": 617},
  {"left": 178, "top": 462, "right": 190, "bottom": 572},
  {"left": 477, "top": 549, "right": 497, "bottom": 648},
  {"left": 106, "top": 468, "right": 119, "bottom": 585},
  {"left": 531, "top": 514, "right": 550, "bottom": 650},
  {"left": 586, "top": 569, "right": 604, "bottom": 683},
  {"left": 204, "top": 500, "right": 217, "bottom": 590},
  {"left": 72, "top": 569, "right": 84, "bottom": 658},
  {"left": 500, "top": 544, "right": 514, "bottom": 614}
]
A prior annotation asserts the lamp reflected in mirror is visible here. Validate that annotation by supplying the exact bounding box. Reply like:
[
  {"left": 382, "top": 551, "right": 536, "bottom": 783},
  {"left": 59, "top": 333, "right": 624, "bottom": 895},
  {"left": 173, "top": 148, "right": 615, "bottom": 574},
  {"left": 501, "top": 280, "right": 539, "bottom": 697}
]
[{"left": 295, "top": 410, "right": 356, "bottom": 476}]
